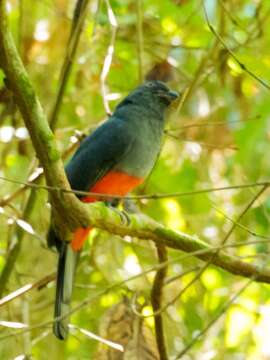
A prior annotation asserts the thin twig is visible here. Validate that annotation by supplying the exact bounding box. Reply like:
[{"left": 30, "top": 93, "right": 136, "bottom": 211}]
[
  {"left": 166, "top": 132, "right": 238, "bottom": 151},
  {"left": 203, "top": 2, "right": 270, "bottom": 91},
  {"left": 0, "top": 245, "right": 267, "bottom": 342},
  {"left": 1, "top": 239, "right": 270, "bottom": 311},
  {"left": 100, "top": 0, "right": 118, "bottom": 115},
  {"left": 136, "top": 0, "right": 144, "bottom": 82},
  {"left": 211, "top": 203, "right": 270, "bottom": 240},
  {"left": 221, "top": 185, "right": 268, "bottom": 245},
  {"left": 0, "top": 130, "right": 84, "bottom": 208},
  {"left": 49, "top": 0, "right": 91, "bottom": 130},
  {"left": 0, "top": 186, "right": 39, "bottom": 296},
  {"left": 1, "top": 175, "right": 269, "bottom": 201},
  {"left": 1, "top": 238, "right": 269, "bottom": 312},
  {"left": 0, "top": 273, "right": 55, "bottom": 307},
  {"left": 175, "top": 276, "right": 256, "bottom": 359},
  {"left": 164, "top": 266, "right": 201, "bottom": 286},
  {"left": 181, "top": 14, "right": 220, "bottom": 106},
  {"left": 137, "top": 185, "right": 269, "bottom": 318},
  {"left": 172, "top": 119, "right": 247, "bottom": 130},
  {"left": 173, "top": 184, "right": 269, "bottom": 357}
]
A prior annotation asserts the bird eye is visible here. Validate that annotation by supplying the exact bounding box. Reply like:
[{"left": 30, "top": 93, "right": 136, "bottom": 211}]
[
  {"left": 146, "top": 81, "right": 155, "bottom": 88},
  {"left": 145, "top": 81, "right": 170, "bottom": 94}
]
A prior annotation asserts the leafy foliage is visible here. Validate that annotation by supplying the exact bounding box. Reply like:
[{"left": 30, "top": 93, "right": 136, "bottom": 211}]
[{"left": 1, "top": 0, "right": 270, "bottom": 359}]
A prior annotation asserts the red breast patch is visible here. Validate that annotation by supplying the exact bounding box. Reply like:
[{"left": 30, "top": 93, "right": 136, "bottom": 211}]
[{"left": 71, "top": 171, "right": 143, "bottom": 251}]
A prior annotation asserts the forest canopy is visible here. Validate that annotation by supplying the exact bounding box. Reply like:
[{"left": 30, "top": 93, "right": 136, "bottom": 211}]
[{"left": 0, "top": 0, "right": 270, "bottom": 359}]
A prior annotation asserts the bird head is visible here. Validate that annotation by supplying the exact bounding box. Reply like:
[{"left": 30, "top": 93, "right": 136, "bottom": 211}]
[{"left": 116, "top": 80, "right": 179, "bottom": 115}]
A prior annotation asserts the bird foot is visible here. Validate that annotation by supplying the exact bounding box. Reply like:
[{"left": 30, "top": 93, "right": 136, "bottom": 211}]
[{"left": 106, "top": 204, "right": 131, "bottom": 226}]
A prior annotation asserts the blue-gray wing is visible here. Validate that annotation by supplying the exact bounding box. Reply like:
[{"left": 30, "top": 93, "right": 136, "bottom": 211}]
[{"left": 65, "top": 117, "right": 133, "bottom": 193}]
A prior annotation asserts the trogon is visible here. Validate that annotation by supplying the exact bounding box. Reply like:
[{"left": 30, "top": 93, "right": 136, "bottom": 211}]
[{"left": 47, "top": 80, "right": 179, "bottom": 340}]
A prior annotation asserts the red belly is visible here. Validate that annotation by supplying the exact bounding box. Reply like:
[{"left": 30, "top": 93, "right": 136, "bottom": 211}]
[
  {"left": 71, "top": 171, "right": 143, "bottom": 251},
  {"left": 82, "top": 171, "right": 143, "bottom": 203}
]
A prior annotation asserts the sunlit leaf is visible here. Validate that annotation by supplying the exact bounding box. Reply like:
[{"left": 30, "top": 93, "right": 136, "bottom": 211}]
[
  {"left": 16, "top": 219, "right": 35, "bottom": 235},
  {"left": 0, "top": 320, "right": 27, "bottom": 329}
]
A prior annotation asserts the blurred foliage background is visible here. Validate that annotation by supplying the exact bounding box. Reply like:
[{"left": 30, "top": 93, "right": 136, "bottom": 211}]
[{"left": 1, "top": 0, "right": 270, "bottom": 359}]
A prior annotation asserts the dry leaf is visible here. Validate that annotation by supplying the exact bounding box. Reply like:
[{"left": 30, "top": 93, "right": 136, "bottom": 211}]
[{"left": 95, "top": 298, "right": 159, "bottom": 360}]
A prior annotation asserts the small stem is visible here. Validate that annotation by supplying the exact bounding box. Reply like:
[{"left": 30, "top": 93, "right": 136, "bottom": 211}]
[
  {"left": 49, "top": 0, "right": 91, "bottom": 130},
  {"left": 136, "top": 0, "right": 144, "bottom": 82},
  {"left": 0, "top": 185, "right": 38, "bottom": 296}
]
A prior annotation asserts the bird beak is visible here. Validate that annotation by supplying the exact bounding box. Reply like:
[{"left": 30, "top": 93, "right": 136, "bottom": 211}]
[
  {"left": 167, "top": 90, "right": 179, "bottom": 101},
  {"left": 157, "top": 89, "right": 180, "bottom": 104}
]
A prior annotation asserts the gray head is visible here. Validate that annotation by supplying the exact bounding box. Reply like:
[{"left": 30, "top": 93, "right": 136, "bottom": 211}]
[{"left": 116, "top": 80, "right": 179, "bottom": 115}]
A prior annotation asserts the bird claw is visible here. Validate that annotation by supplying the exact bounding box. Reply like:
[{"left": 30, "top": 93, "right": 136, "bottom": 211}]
[
  {"left": 119, "top": 209, "right": 131, "bottom": 226},
  {"left": 106, "top": 204, "right": 131, "bottom": 226}
]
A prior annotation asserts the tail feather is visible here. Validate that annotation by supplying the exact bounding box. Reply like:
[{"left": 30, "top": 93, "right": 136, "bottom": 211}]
[{"left": 54, "top": 242, "right": 79, "bottom": 340}]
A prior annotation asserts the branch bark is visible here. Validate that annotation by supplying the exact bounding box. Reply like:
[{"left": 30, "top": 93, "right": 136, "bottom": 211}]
[
  {"left": 0, "top": 0, "right": 89, "bottom": 240},
  {"left": 0, "top": 0, "right": 90, "bottom": 295},
  {"left": 151, "top": 245, "right": 169, "bottom": 360}
]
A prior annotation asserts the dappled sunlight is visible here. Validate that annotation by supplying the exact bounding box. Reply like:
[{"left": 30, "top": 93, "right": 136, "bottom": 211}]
[
  {"left": 225, "top": 307, "right": 255, "bottom": 348},
  {"left": 163, "top": 199, "right": 186, "bottom": 231},
  {"left": 123, "top": 254, "right": 141, "bottom": 276},
  {"left": 253, "top": 304, "right": 270, "bottom": 358},
  {"left": 0, "top": 0, "right": 270, "bottom": 358},
  {"left": 34, "top": 20, "right": 50, "bottom": 42}
]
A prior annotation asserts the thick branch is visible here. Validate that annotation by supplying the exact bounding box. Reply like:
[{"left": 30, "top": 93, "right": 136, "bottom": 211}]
[
  {"left": 0, "top": 0, "right": 89, "bottom": 237},
  {"left": 0, "top": 0, "right": 90, "bottom": 295},
  {"left": 76, "top": 202, "right": 270, "bottom": 284}
]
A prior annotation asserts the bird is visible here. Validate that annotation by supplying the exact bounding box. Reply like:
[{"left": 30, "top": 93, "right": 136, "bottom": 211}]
[{"left": 47, "top": 80, "right": 179, "bottom": 340}]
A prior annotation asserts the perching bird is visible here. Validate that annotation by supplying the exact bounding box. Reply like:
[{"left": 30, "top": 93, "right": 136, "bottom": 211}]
[{"left": 47, "top": 80, "right": 179, "bottom": 340}]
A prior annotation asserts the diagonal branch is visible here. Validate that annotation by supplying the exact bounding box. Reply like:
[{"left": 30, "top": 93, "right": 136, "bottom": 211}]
[
  {"left": 0, "top": 0, "right": 91, "bottom": 295},
  {"left": 0, "top": 0, "right": 90, "bottom": 239},
  {"left": 203, "top": 1, "right": 270, "bottom": 91},
  {"left": 49, "top": 0, "right": 91, "bottom": 130}
]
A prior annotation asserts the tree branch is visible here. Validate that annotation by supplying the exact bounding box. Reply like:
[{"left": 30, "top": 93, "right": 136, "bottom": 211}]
[
  {"left": 0, "top": 0, "right": 89, "bottom": 240},
  {"left": 151, "top": 245, "right": 169, "bottom": 360},
  {"left": 79, "top": 203, "right": 270, "bottom": 284},
  {"left": 49, "top": 0, "right": 91, "bottom": 130}
]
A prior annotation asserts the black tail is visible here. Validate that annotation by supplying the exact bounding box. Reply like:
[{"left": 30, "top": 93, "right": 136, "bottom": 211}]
[{"left": 53, "top": 241, "right": 79, "bottom": 340}]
